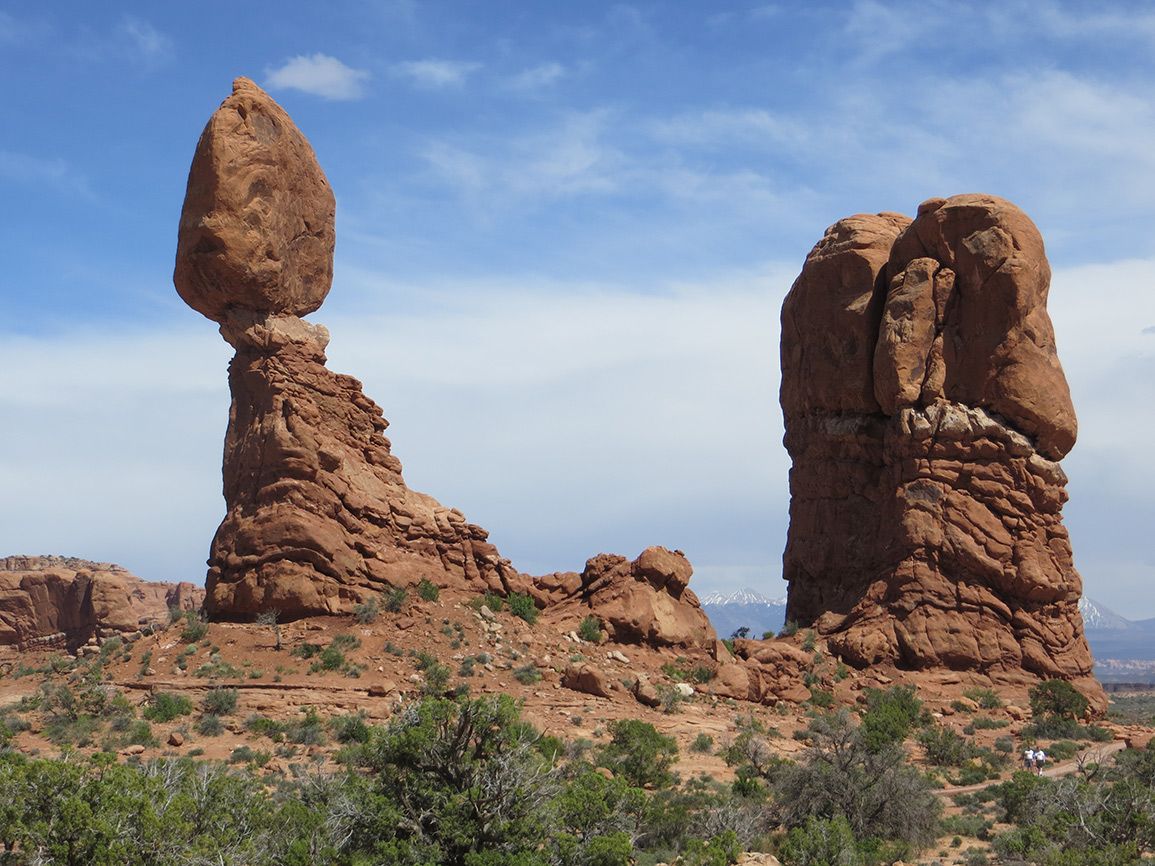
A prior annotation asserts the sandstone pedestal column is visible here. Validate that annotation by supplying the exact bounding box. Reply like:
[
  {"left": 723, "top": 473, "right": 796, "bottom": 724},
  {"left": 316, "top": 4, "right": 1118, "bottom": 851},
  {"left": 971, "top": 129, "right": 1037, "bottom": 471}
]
[{"left": 781, "top": 195, "right": 1100, "bottom": 699}]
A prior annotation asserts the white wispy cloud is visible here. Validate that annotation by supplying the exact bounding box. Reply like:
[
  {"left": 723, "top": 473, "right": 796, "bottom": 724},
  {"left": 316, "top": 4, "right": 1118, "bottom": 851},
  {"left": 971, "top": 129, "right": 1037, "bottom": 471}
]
[
  {"left": 420, "top": 110, "right": 623, "bottom": 202},
  {"left": 118, "top": 16, "right": 172, "bottom": 62},
  {"left": 392, "top": 59, "right": 480, "bottom": 89},
  {"left": 649, "top": 108, "right": 808, "bottom": 149},
  {"left": 0, "top": 150, "right": 92, "bottom": 197},
  {"left": 507, "top": 62, "right": 565, "bottom": 91},
  {"left": 266, "top": 53, "right": 370, "bottom": 100}
]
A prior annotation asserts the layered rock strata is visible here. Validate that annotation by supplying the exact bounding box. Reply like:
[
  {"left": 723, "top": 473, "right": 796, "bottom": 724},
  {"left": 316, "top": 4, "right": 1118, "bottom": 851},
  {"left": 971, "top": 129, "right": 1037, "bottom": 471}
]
[
  {"left": 0, "top": 556, "right": 202, "bottom": 650},
  {"left": 781, "top": 195, "right": 1097, "bottom": 692},
  {"left": 175, "top": 78, "right": 716, "bottom": 646}
]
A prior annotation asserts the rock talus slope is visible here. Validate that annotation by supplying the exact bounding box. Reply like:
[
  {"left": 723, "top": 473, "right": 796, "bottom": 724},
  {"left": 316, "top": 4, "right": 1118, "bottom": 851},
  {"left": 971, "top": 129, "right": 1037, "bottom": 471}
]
[
  {"left": 781, "top": 194, "right": 1099, "bottom": 697},
  {"left": 175, "top": 78, "right": 713, "bottom": 646}
]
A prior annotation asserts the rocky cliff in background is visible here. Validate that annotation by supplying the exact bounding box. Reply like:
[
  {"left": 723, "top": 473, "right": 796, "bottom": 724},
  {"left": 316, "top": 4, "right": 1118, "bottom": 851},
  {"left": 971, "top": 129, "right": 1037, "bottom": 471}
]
[
  {"left": 781, "top": 194, "right": 1099, "bottom": 698},
  {"left": 0, "top": 556, "right": 202, "bottom": 651},
  {"left": 173, "top": 78, "right": 714, "bottom": 649}
]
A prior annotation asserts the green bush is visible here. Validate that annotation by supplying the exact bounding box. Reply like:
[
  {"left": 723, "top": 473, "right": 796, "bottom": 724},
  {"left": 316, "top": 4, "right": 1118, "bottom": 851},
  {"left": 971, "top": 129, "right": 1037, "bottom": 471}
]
[
  {"left": 773, "top": 710, "right": 940, "bottom": 849},
  {"left": 330, "top": 712, "right": 370, "bottom": 744},
  {"left": 383, "top": 586, "right": 408, "bottom": 613},
  {"left": 202, "top": 687, "right": 239, "bottom": 717},
  {"left": 416, "top": 578, "right": 440, "bottom": 602},
  {"left": 690, "top": 733, "right": 714, "bottom": 754},
  {"left": 195, "top": 714, "right": 224, "bottom": 736},
  {"left": 142, "top": 692, "right": 193, "bottom": 723},
  {"left": 963, "top": 687, "right": 1004, "bottom": 709},
  {"left": 578, "top": 615, "right": 603, "bottom": 643},
  {"left": 859, "top": 685, "right": 922, "bottom": 752},
  {"left": 1029, "top": 679, "right": 1090, "bottom": 722},
  {"left": 180, "top": 611, "right": 208, "bottom": 643},
  {"left": 596, "top": 719, "right": 679, "bottom": 788},
  {"left": 513, "top": 663, "right": 542, "bottom": 685},
  {"left": 352, "top": 597, "right": 379, "bottom": 624},
  {"left": 508, "top": 592, "right": 539, "bottom": 624}
]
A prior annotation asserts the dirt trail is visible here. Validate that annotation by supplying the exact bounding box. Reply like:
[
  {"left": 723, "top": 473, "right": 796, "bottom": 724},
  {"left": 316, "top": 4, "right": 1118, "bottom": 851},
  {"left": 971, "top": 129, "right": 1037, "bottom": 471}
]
[{"left": 936, "top": 740, "right": 1127, "bottom": 796}]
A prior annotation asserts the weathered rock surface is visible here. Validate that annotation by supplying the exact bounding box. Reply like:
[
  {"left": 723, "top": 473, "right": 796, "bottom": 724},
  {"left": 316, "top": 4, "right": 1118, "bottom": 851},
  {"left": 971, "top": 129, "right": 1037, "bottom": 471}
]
[
  {"left": 781, "top": 194, "right": 1099, "bottom": 700},
  {"left": 175, "top": 77, "right": 335, "bottom": 322},
  {"left": 542, "top": 548, "right": 715, "bottom": 649},
  {"left": 0, "top": 556, "right": 203, "bottom": 650}
]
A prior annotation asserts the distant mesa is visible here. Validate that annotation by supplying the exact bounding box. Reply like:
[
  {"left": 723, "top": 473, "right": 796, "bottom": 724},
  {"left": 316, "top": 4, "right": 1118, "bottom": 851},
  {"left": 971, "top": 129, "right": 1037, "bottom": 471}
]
[
  {"left": 172, "top": 77, "right": 713, "bottom": 649},
  {"left": 780, "top": 194, "right": 1102, "bottom": 703},
  {"left": 0, "top": 556, "right": 203, "bottom": 652}
]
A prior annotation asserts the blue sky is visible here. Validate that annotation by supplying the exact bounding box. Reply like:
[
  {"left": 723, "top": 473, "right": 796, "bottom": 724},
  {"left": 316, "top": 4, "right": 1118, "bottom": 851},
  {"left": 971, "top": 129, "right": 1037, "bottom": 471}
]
[{"left": 2, "top": 1, "right": 1155, "bottom": 615}]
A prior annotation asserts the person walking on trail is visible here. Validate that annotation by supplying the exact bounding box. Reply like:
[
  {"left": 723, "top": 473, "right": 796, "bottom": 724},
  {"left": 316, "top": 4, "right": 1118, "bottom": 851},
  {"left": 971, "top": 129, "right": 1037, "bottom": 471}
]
[
  {"left": 1023, "top": 747, "right": 1035, "bottom": 772},
  {"left": 1035, "top": 749, "right": 1047, "bottom": 775}
]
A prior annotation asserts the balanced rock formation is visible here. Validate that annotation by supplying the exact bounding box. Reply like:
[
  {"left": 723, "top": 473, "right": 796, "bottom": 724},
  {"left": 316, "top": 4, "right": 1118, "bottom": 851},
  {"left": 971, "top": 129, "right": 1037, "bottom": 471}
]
[
  {"left": 781, "top": 195, "right": 1097, "bottom": 695},
  {"left": 0, "top": 556, "right": 203, "bottom": 650},
  {"left": 175, "top": 79, "right": 522, "bottom": 619}
]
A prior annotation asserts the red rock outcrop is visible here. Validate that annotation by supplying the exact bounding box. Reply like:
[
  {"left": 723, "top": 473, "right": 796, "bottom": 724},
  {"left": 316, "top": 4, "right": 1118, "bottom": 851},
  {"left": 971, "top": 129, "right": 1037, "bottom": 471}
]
[
  {"left": 0, "top": 556, "right": 203, "bottom": 650},
  {"left": 781, "top": 195, "right": 1099, "bottom": 700},
  {"left": 175, "top": 79, "right": 521, "bottom": 619},
  {"left": 552, "top": 547, "right": 714, "bottom": 648}
]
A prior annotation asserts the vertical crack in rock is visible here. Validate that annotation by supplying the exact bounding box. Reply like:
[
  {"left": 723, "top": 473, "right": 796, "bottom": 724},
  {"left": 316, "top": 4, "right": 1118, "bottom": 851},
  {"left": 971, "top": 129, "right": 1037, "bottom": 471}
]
[{"left": 780, "top": 194, "right": 1100, "bottom": 702}]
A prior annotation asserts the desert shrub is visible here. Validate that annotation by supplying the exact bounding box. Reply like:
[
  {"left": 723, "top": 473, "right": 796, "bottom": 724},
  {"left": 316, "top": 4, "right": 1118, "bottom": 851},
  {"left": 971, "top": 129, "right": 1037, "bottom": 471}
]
[
  {"left": 780, "top": 815, "right": 863, "bottom": 866},
  {"left": 963, "top": 687, "right": 1004, "bottom": 709},
  {"left": 352, "top": 596, "right": 379, "bottom": 624},
  {"left": 779, "top": 620, "right": 799, "bottom": 637},
  {"left": 180, "top": 611, "right": 208, "bottom": 643},
  {"left": 801, "top": 630, "right": 817, "bottom": 652},
  {"left": 597, "top": 719, "right": 679, "bottom": 789},
  {"left": 228, "top": 745, "right": 271, "bottom": 767},
  {"left": 1030, "top": 679, "right": 1090, "bottom": 722},
  {"left": 969, "top": 716, "right": 1009, "bottom": 730},
  {"left": 809, "top": 689, "right": 834, "bottom": 709},
  {"left": 383, "top": 586, "right": 408, "bottom": 613},
  {"left": 1086, "top": 724, "right": 1113, "bottom": 742},
  {"left": 195, "top": 714, "right": 224, "bottom": 736},
  {"left": 772, "top": 710, "right": 940, "bottom": 849},
  {"left": 330, "top": 712, "right": 370, "bottom": 744},
  {"left": 859, "top": 685, "right": 922, "bottom": 752},
  {"left": 514, "top": 663, "right": 542, "bottom": 685},
  {"left": 285, "top": 708, "right": 326, "bottom": 745},
  {"left": 994, "top": 735, "right": 1014, "bottom": 754},
  {"left": 578, "top": 615, "right": 603, "bottom": 643},
  {"left": 508, "top": 592, "right": 538, "bottom": 624},
  {"left": 245, "top": 714, "right": 287, "bottom": 742},
  {"left": 661, "top": 659, "right": 714, "bottom": 684},
  {"left": 416, "top": 578, "right": 440, "bottom": 602},
  {"left": 918, "top": 724, "right": 975, "bottom": 767},
  {"left": 202, "top": 687, "right": 239, "bottom": 717},
  {"left": 143, "top": 692, "right": 193, "bottom": 723},
  {"left": 352, "top": 695, "right": 556, "bottom": 865},
  {"left": 691, "top": 733, "right": 714, "bottom": 754}
]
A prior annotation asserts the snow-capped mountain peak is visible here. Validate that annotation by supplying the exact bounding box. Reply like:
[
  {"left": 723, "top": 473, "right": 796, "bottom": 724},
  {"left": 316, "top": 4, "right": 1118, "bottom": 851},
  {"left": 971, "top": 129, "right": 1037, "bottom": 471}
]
[
  {"left": 1078, "top": 596, "right": 1134, "bottom": 631},
  {"left": 700, "top": 588, "right": 786, "bottom": 606}
]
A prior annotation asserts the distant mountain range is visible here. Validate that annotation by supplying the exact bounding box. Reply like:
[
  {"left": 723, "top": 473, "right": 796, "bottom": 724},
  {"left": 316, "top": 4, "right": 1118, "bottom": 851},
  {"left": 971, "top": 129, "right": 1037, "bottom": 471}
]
[
  {"left": 701, "top": 590, "right": 1155, "bottom": 676},
  {"left": 700, "top": 588, "right": 787, "bottom": 639}
]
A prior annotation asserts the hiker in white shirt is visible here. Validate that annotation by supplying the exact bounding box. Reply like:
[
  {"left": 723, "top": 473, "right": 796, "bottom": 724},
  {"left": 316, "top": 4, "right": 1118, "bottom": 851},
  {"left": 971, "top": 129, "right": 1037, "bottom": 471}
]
[
  {"left": 1035, "top": 750, "right": 1047, "bottom": 775},
  {"left": 1023, "top": 747, "right": 1035, "bottom": 772}
]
